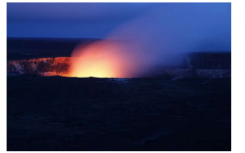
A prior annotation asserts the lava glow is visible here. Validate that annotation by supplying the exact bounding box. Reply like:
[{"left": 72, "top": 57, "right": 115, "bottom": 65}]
[{"left": 68, "top": 40, "right": 141, "bottom": 78}]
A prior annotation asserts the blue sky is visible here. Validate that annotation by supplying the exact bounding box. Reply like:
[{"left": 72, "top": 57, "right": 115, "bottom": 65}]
[{"left": 7, "top": 3, "right": 231, "bottom": 52}]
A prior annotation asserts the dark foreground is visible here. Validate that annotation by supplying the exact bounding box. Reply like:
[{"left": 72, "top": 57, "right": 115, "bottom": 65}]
[{"left": 7, "top": 76, "right": 231, "bottom": 151}]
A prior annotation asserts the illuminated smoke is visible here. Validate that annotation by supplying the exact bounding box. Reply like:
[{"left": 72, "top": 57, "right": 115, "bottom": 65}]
[
  {"left": 69, "top": 3, "right": 230, "bottom": 78},
  {"left": 68, "top": 40, "right": 149, "bottom": 78}
]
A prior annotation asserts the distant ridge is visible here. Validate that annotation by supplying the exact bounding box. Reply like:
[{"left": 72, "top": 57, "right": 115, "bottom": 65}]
[
  {"left": 7, "top": 37, "right": 101, "bottom": 60},
  {"left": 7, "top": 37, "right": 101, "bottom": 42}
]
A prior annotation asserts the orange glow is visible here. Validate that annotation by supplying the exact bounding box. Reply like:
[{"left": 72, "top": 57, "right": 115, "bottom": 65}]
[{"left": 68, "top": 40, "right": 139, "bottom": 78}]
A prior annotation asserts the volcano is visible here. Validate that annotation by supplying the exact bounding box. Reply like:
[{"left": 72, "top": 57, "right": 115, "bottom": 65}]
[{"left": 7, "top": 38, "right": 231, "bottom": 151}]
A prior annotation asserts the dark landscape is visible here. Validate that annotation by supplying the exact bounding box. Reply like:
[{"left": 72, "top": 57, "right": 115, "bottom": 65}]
[
  {"left": 7, "top": 38, "right": 231, "bottom": 151},
  {"left": 7, "top": 76, "right": 231, "bottom": 151}
]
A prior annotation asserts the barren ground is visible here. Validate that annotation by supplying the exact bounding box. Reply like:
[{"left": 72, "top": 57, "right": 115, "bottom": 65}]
[{"left": 7, "top": 76, "right": 231, "bottom": 151}]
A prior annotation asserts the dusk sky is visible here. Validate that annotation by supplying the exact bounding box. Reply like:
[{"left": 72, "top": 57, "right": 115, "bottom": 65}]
[{"left": 7, "top": 3, "right": 231, "bottom": 52}]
